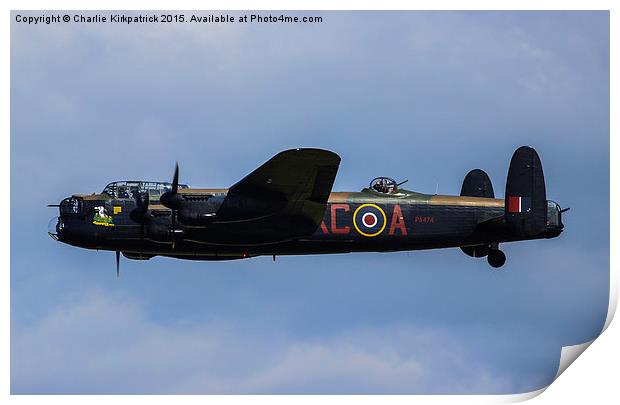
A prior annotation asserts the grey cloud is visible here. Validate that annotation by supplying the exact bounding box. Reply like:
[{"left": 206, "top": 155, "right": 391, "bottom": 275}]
[{"left": 12, "top": 290, "right": 514, "bottom": 394}]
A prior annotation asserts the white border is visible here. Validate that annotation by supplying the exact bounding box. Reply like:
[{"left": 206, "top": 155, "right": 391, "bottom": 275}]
[
  {"left": 361, "top": 212, "right": 379, "bottom": 228},
  {"left": 3, "top": 1, "right": 616, "bottom": 403}
]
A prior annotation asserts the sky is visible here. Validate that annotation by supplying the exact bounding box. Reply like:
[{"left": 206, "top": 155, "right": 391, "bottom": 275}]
[{"left": 10, "top": 11, "right": 609, "bottom": 394}]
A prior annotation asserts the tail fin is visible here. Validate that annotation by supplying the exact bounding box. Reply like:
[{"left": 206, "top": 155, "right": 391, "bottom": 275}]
[
  {"left": 460, "top": 169, "right": 494, "bottom": 258},
  {"left": 460, "top": 169, "right": 494, "bottom": 198},
  {"left": 505, "top": 146, "right": 547, "bottom": 237}
]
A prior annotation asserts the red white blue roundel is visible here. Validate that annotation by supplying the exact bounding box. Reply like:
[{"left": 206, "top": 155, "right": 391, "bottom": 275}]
[{"left": 353, "top": 204, "right": 387, "bottom": 237}]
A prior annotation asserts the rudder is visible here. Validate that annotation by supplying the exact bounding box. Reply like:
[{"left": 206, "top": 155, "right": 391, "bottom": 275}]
[
  {"left": 460, "top": 169, "right": 494, "bottom": 258},
  {"left": 460, "top": 169, "right": 494, "bottom": 198},
  {"left": 505, "top": 146, "right": 547, "bottom": 237}
]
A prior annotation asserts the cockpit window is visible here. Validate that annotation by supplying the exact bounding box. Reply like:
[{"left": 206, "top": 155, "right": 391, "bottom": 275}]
[
  {"left": 101, "top": 181, "right": 189, "bottom": 199},
  {"left": 370, "top": 177, "right": 398, "bottom": 194}
]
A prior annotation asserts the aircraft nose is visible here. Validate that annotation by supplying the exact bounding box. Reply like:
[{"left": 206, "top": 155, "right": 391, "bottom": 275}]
[{"left": 47, "top": 216, "right": 62, "bottom": 241}]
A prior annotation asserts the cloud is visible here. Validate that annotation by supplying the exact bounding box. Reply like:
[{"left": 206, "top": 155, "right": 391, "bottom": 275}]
[
  {"left": 11, "top": 289, "right": 514, "bottom": 394},
  {"left": 10, "top": 11, "right": 609, "bottom": 200}
]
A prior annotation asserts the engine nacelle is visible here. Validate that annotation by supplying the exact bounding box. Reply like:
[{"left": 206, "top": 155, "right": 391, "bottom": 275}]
[
  {"left": 460, "top": 245, "right": 490, "bottom": 258},
  {"left": 122, "top": 252, "right": 154, "bottom": 260}
]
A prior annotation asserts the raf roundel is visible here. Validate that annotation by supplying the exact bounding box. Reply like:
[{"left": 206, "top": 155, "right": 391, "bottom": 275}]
[
  {"left": 362, "top": 212, "right": 377, "bottom": 227},
  {"left": 353, "top": 204, "right": 387, "bottom": 237}
]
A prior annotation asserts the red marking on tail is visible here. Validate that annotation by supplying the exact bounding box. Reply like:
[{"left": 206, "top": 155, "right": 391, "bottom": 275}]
[{"left": 508, "top": 196, "right": 521, "bottom": 213}]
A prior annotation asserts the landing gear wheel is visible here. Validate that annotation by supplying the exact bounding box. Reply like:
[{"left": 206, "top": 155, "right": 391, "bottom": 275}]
[{"left": 487, "top": 250, "right": 506, "bottom": 268}]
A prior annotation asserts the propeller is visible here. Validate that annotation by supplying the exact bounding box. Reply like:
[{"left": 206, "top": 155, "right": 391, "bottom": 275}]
[
  {"left": 116, "top": 251, "right": 120, "bottom": 278},
  {"left": 130, "top": 190, "right": 150, "bottom": 239},
  {"left": 160, "top": 163, "right": 182, "bottom": 249}
]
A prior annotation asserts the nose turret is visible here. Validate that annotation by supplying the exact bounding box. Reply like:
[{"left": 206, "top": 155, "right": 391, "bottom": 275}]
[
  {"left": 47, "top": 216, "right": 62, "bottom": 241},
  {"left": 48, "top": 195, "right": 90, "bottom": 246}
]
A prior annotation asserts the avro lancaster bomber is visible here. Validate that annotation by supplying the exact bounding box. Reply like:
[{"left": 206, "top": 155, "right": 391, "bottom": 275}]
[{"left": 48, "top": 146, "right": 567, "bottom": 276}]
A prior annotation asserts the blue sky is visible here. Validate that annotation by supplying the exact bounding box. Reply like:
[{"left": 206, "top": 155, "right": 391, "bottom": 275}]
[{"left": 10, "top": 11, "right": 609, "bottom": 394}]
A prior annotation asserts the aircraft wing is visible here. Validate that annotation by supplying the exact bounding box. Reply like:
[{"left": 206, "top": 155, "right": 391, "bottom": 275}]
[{"left": 215, "top": 148, "right": 341, "bottom": 239}]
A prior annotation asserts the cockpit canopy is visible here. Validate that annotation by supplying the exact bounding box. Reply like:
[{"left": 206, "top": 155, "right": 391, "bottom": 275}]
[
  {"left": 101, "top": 181, "right": 189, "bottom": 200},
  {"left": 369, "top": 177, "right": 399, "bottom": 194}
]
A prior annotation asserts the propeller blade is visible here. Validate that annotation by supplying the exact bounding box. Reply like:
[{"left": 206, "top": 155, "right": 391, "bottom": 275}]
[
  {"left": 140, "top": 192, "right": 148, "bottom": 239},
  {"left": 172, "top": 162, "right": 179, "bottom": 194},
  {"left": 130, "top": 192, "right": 150, "bottom": 237},
  {"left": 116, "top": 251, "right": 120, "bottom": 278},
  {"left": 160, "top": 162, "right": 181, "bottom": 249},
  {"left": 160, "top": 163, "right": 180, "bottom": 210},
  {"left": 171, "top": 212, "right": 177, "bottom": 249},
  {"left": 138, "top": 191, "right": 149, "bottom": 212}
]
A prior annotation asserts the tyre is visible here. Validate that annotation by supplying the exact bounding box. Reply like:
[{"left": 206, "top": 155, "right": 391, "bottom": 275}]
[{"left": 487, "top": 250, "right": 506, "bottom": 268}]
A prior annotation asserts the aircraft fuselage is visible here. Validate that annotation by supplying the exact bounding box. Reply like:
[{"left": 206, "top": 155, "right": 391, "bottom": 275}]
[{"left": 50, "top": 188, "right": 562, "bottom": 261}]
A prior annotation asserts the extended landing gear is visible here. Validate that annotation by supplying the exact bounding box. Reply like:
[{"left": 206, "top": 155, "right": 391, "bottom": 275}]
[
  {"left": 460, "top": 242, "right": 507, "bottom": 268},
  {"left": 487, "top": 249, "right": 506, "bottom": 268}
]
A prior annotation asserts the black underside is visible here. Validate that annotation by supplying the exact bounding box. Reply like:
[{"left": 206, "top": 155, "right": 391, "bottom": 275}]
[{"left": 56, "top": 200, "right": 543, "bottom": 261}]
